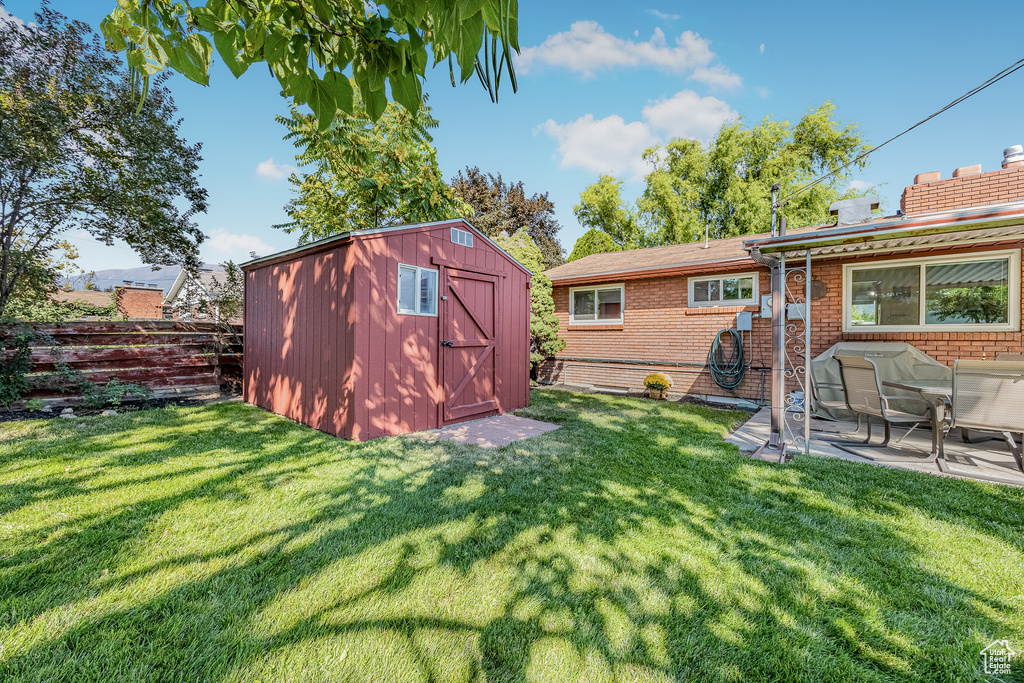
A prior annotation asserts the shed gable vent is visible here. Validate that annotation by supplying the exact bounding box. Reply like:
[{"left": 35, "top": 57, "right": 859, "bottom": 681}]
[{"left": 451, "top": 227, "right": 474, "bottom": 247}]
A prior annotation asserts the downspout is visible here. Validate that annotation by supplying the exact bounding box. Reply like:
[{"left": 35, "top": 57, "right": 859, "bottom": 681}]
[{"left": 749, "top": 245, "right": 787, "bottom": 463}]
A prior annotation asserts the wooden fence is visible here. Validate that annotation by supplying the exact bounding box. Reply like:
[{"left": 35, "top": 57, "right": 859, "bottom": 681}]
[{"left": 1, "top": 321, "right": 242, "bottom": 408}]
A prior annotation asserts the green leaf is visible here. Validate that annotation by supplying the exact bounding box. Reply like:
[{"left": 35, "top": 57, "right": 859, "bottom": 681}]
[
  {"left": 285, "top": 69, "right": 313, "bottom": 105},
  {"left": 307, "top": 74, "right": 337, "bottom": 131},
  {"left": 310, "top": 0, "right": 335, "bottom": 22},
  {"left": 100, "top": 17, "right": 127, "bottom": 51},
  {"left": 388, "top": 72, "right": 421, "bottom": 115},
  {"left": 213, "top": 30, "right": 249, "bottom": 78},
  {"left": 359, "top": 80, "right": 387, "bottom": 122},
  {"left": 324, "top": 72, "right": 353, "bottom": 115},
  {"left": 264, "top": 32, "right": 288, "bottom": 65},
  {"left": 456, "top": 12, "right": 483, "bottom": 81}
]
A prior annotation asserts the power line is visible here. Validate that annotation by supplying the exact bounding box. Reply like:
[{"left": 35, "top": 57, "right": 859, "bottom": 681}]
[{"left": 782, "top": 56, "right": 1024, "bottom": 204}]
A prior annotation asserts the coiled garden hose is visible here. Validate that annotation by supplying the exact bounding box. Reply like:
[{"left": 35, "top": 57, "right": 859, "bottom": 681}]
[{"left": 708, "top": 328, "right": 746, "bottom": 390}]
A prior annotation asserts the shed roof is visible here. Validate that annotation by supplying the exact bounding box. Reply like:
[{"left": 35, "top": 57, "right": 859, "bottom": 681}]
[{"left": 240, "top": 218, "right": 531, "bottom": 276}]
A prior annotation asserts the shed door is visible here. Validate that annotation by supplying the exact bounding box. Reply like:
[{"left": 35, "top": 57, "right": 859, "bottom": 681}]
[{"left": 441, "top": 268, "right": 499, "bottom": 423}]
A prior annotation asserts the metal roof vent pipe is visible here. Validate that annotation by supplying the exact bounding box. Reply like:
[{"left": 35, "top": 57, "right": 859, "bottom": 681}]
[
  {"left": 1003, "top": 145, "right": 1024, "bottom": 169},
  {"left": 829, "top": 195, "right": 880, "bottom": 227}
]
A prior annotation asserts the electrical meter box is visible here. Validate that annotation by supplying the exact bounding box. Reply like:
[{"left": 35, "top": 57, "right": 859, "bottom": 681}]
[{"left": 736, "top": 311, "right": 752, "bottom": 331}]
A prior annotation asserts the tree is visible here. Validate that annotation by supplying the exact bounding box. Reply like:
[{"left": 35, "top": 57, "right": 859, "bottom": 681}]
[
  {"left": 638, "top": 102, "right": 871, "bottom": 243},
  {"left": 567, "top": 229, "right": 622, "bottom": 262},
  {"left": 101, "top": 0, "right": 520, "bottom": 127},
  {"left": 278, "top": 89, "right": 469, "bottom": 242},
  {"left": 493, "top": 229, "right": 564, "bottom": 370},
  {"left": 0, "top": 5, "right": 207, "bottom": 317},
  {"left": 573, "top": 175, "right": 650, "bottom": 249},
  {"left": 451, "top": 167, "right": 564, "bottom": 269}
]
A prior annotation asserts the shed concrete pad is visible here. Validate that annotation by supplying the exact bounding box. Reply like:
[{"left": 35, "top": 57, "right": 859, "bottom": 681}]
[{"left": 429, "top": 414, "right": 560, "bottom": 448}]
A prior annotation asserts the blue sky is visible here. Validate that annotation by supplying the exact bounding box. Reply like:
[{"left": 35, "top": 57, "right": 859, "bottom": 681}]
[{"left": 7, "top": 1, "right": 1024, "bottom": 272}]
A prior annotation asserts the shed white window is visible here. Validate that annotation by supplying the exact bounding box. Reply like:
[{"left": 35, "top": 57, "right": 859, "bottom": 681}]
[
  {"left": 569, "top": 284, "right": 624, "bottom": 324},
  {"left": 689, "top": 273, "right": 758, "bottom": 307},
  {"left": 844, "top": 250, "right": 1020, "bottom": 332},
  {"left": 397, "top": 264, "right": 438, "bottom": 316}
]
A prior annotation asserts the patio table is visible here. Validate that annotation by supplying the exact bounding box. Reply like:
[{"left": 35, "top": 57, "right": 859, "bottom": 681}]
[{"left": 881, "top": 378, "right": 951, "bottom": 459}]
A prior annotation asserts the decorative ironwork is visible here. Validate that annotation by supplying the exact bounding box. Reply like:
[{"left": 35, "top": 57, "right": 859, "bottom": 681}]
[{"left": 778, "top": 250, "right": 812, "bottom": 454}]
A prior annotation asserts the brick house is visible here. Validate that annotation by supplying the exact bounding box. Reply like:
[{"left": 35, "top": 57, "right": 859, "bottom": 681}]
[
  {"left": 539, "top": 146, "right": 1024, "bottom": 403},
  {"left": 113, "top": 284, "right": 165, "bottom": 319}
]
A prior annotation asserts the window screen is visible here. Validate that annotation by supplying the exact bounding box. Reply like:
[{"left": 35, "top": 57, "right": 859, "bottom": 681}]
[{"left": 397, "top": 264, "right": 438, "bottom": 316}]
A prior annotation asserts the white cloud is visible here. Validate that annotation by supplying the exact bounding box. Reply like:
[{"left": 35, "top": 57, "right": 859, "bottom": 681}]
[
  {"left": 642, "top": 91, "right": 738, "bottom": 141},
  {"left": 518, "top": 20, "right": 740, "bottom": 88},
  {"left": 537, "top": 115, "right": 659, "bottom": 178},
  {"left": 689, "top": 65, "right": 743, "bottom": 90},
  {"left": 648, "top": 9, "right": 681, "bottom": 21},
  {"left": 537, "top": 90, "right": 737, "bottom": 179},
  {"left": 255, "top": 157, "right": 297, "bottom": 180},
  {"left": 759, "top": 43, "right": 765, "bottom": 55},
  {"left": 206, "top": 229, "right": 274, "bottom": 260},
  {"left": 848, "top": 180, "right": 874, "bottom": 192},
  {"left": 755, "top": 86, "right": 771, "bottom": 99}
]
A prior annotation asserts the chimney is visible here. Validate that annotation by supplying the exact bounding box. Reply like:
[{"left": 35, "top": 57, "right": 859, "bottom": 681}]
[
  {"left": 1004, "top": 145, "right": 1024, "bottom": 169},
  {"left": 830, "top": 196, "right": 880, "bottom": 226},
  {"left": 900, "top": 145, "right": 1024, "bottom": 215}
]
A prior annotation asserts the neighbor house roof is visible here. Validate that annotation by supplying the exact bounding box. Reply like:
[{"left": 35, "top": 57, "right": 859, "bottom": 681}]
[
  {"left": 163, "top": 268, "right": 227, "bottom": 305},
  {"left": 51, "top": 289, "right": 113, "bottom": 307},
  {"left": 545, "top": 226, "right": 820, "bottom": 285}
]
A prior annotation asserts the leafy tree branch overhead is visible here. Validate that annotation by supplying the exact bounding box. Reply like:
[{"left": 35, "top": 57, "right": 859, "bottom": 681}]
[
  {"left": 276, "top": 88, "right": 469, "bottom": 241},
  {"left": 0, "top": 4, "right": 207, "bottom": 317},
  {"left": 102, "top": 0, "right": 521, "bottom": 127}
]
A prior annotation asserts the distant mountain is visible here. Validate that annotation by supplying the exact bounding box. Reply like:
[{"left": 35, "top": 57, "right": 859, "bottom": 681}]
[{"left": 62, "top": 264, "right": 219, "bottom": 295}]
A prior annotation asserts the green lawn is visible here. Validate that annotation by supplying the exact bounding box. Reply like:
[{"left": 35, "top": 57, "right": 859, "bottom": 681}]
[{"left": 1, "top": 390, "right": 1022, "bottom": 682}]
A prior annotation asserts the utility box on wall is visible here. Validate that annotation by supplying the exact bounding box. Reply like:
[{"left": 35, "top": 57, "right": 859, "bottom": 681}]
[{"left": 736, "top": 311, "right": 752, "bottom": 331}]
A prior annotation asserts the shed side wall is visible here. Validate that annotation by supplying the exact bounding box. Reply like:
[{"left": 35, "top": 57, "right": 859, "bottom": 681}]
[{"left": 244, "top": 246, "right": 346, "bottom": 435}]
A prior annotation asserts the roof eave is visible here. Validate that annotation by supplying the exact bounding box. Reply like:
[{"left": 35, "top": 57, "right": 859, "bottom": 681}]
[
  {"left": 547, "top": 256, "right": 756, "bottom": 285},
  {"left": 744, "top": 202, "right": 1024, "bottom": 254}
]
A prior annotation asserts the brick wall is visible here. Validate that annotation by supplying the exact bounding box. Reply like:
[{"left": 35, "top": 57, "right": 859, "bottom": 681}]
[
  {"left": 114, "top": 286, "right": 165, "bottom": 319},
  {"left": 539, "top": 271, "right": 774, "bottom": 401},
  {"left": 540, "top": 243, "right": 1024, "bottom": 401},
  {"left": 900, "top": 165, "right": 1024, "bottom": 215}
]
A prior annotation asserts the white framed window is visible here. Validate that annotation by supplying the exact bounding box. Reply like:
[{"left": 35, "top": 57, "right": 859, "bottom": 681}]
[
  {"left": 397, "top": 264, "right": 438, "bottom": 316},
  {"left": 451, "top": 227, "right": 474, "bottom": 247},
  {"left": 843, "top": 249, "right": 1020, "bottom": 332},
  {"left": 569, "top": 283, "right": 624, "bottom": 324},
  {"left": 688, "top": 272, "right": 758, "bottom": 307}
]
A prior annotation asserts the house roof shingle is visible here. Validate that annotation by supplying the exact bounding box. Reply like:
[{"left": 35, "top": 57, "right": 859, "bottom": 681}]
[
  {"left": 51, "top": 289, "right": 113, "bottom": 307},
  {"left": 545, "top": 226, "right": 820, "bottom": 284}
]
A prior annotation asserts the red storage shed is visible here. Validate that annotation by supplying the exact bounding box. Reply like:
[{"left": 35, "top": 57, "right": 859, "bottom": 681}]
[{"left": 241, "top": 218, "right": 532, "bottom": 440}]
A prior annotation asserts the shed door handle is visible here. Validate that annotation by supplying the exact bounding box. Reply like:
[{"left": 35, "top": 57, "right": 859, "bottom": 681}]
[{"left": 441, "top": 340, "right": 453, "bottom": 347}]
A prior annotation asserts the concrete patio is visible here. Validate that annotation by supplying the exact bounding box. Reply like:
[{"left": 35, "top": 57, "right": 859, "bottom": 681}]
[{"left": 730, "top": 407, "right": 1024, "bottom": 486}]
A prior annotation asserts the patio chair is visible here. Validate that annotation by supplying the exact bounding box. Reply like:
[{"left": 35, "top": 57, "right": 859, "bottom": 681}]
[
  {"left": 809, "top": 370, "right": 864, "bottom": 436},
  {"left": 948, "top": 360, "right": 1024, "bottom": 473},
  {"left": 834, "top": 355, "right": 943, "bottom": 462}
]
